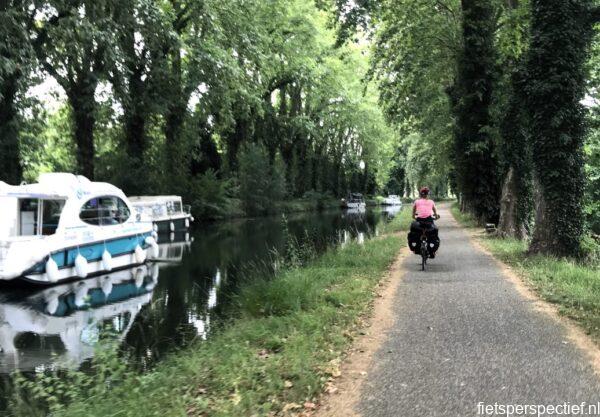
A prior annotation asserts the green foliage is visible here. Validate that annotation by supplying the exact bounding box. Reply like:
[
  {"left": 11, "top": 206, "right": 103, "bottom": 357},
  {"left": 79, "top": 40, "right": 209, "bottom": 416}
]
[
  {"left": 19, "top": 105, "right": 76, "bottom": 181},
  {"left": 189, "top": 170, "right": 242, "bottom": 220},
  {"left": 369, "top": 0, "right": 458, "bottom": 195},
  {"left": 10, "top": 339, "right": 133, "bottom": 416},
  {"left": 0, "top": 0, "right": 36, "bottom": 184},
  {"left": 238, "top": 143, "right": 287, "bottom": 216},
  {"left": 6, "top": 0, "right": 396, "bottom": 214}
]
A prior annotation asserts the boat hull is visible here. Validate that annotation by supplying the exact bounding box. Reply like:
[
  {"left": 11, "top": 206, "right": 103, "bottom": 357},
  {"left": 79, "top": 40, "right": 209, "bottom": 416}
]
[
  {"left": 153, "top": 215, "right": 193, "bottom": 233},
  {"left": 11, "top": 231, "right": 153, "bottom": 285},
  {"left": 344, "top": 202, "right": 366, "bottom": 209}
]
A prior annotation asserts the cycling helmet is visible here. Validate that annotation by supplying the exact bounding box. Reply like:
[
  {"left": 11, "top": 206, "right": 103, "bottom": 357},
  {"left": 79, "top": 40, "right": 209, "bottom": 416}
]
[{"left": 419, "top": 187, "right": 430, "bottom": 196}]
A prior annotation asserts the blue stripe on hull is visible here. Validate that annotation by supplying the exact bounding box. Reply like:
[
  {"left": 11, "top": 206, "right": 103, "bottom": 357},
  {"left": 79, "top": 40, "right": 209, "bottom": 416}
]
[{"left": 31, "top": 233, "right": 152, "bottom": 274}]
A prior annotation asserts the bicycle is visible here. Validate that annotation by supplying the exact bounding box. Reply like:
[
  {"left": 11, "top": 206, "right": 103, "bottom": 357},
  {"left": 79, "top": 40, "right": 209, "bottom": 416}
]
[{"left": 420, "top": 229, "right": 429, "bottom": 271}]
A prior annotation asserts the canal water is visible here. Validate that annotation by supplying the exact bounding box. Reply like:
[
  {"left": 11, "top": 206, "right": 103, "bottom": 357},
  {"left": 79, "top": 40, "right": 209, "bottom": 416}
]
[{"left": 0, "top": 206, "right": 402, "bottom": 409}]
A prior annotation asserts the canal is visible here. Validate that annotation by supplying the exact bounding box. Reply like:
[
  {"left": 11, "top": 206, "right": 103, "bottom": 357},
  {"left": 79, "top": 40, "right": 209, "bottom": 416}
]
[{"left": 0, "top": 206, "right": 402, "bottom": 411}]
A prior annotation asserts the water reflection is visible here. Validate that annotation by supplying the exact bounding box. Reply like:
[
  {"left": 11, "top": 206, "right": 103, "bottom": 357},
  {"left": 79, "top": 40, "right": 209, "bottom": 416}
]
[
  {"left": 0, "top": 265, "right": 157, "bottom": 374},
  {"left": 0, "top": 208, "right": 397, "bottom": 375}
]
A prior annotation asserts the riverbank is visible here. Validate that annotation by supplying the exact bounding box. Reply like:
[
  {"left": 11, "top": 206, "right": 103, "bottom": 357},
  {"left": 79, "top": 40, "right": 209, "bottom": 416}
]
[
  {"left": 450, "top": 203, "right": 600, "bottom": 343},
  {"left": 8, "top": 211, "right": 411, "bottom": 416},
  {"left": 197, "top": 195, "right": 389, "bottom": 223}
]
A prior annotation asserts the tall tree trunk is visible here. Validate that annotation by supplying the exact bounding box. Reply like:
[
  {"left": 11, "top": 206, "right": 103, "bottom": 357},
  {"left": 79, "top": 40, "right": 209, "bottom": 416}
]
[
  {"left": 497, "top": 167, "right": 527, "bottom": 238},
  {"left": 0, "top": 72, "right": 22, "bottom": 184},
  {"left": 452, "top": 0, "right": 500, "bottom": 223},
  {"left": 226, "top": 116, "right": 248, "bottom": 173},
  {"left": 164, "top": 101, "right": 187, "bottom": 192},
  {"left": 526, "top": 0, "right": 595, "bottom": 256},
  {"left": 68, "top": 80, "right": 97, "bottom": 180}
]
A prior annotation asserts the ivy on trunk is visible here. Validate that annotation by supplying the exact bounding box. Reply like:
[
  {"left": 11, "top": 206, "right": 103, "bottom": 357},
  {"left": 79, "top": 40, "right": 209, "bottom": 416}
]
[{"left": 525, "top": 0, "right": 598, "bottom": 256}]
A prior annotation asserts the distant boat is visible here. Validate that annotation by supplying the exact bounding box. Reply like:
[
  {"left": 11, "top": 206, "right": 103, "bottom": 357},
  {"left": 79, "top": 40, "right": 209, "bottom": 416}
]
[
  {"left": 0, "top": 173, "right": 158, "bottom": 284},
  {"left": 382, "top": 195, "right": 402, "bottom": 206},
  {"left": 340, "top": 193, "right": 366, "bottom": 210},
  {"left": 129, "top": 196, "right": 194, "bottom": 233}
]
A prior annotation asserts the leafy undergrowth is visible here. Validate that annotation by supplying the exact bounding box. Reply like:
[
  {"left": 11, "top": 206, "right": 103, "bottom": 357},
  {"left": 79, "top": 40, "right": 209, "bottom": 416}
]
[
  {"left": 9, "top": 235, "right": 402, "bottom": 417},
  {"left": 449, "top": 202, "right": 480, "bottom": 228},
  {"left": 450, "top": 203, "right": 600, "bottom": 342}
]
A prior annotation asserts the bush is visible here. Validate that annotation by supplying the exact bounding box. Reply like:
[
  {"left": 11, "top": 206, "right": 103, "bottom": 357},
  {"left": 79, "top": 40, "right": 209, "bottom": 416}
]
[
  {"left": 302, "top": 190, "right": 334, "bottom": 211},
  {"left": 238, "top": 143, "right": 287, "bottom": 216},
  {"left": 188, "top": 170, "right": 242, "bottom": 221}
]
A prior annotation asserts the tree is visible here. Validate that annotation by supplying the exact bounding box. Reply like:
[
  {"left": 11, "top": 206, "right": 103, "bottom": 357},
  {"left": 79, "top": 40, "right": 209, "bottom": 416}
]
[
  {"left": 525, "top": 0, "right": 598, "bottom": 256},
  {"left": 495, "top": 0, "right": 533, "bottom": 239},
  {"left": 32, "top": 0, "right": 118, "bottom": 179},
  {"left": 451, "top": 0, "right": 500, "bottom": 223},
  {"left": 109, "top": 0, "right": 173, "bottom": 194},
  {"left": 0, "top": 0, "right": 34, "bottom": 184}
]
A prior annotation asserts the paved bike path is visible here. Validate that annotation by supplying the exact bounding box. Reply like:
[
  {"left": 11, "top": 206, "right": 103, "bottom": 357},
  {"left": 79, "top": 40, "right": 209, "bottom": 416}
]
[{"left": 359, "top": 204, "right": 600, "bottom": 416}]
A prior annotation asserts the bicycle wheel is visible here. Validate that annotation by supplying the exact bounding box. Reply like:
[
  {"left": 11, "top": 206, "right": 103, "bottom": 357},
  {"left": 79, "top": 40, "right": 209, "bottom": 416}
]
[{"left": 421, "top": 241, "right": 428, "bottom": 271}]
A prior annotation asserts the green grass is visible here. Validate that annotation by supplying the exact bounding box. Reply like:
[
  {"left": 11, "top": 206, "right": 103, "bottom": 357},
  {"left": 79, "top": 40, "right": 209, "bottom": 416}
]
[
  {"left": 450, "top": 202, "right": 600, "bottom": 342},
  {"left": 10, "top": 228, "right": 404, "bottom": 416},
  {"left": 449, "top": 202, "right": 479, "bottom": 228}
]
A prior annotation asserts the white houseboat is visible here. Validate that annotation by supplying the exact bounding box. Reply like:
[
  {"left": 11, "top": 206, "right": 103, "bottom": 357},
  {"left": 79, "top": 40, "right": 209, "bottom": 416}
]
[
  {"left": 382, "top": 195, "right": 402, "bottom": 206},
  {"left": 0, "top": 173, "right": 159, "bottom": 284},
  {"left": 128, "top": 196, "right": 194, "bottom": 233},
  {"left": 340, "top": 193, "right": 366, "bottom": 210}
]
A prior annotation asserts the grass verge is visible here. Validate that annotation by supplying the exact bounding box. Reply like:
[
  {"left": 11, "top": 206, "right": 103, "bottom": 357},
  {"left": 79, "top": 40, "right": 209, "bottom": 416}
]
[
  {"left": 450, "top": 202, "right": 600, "bottom": 342},
  {"left": 9, "top": 223, "right": 404, "bottom": 416}
]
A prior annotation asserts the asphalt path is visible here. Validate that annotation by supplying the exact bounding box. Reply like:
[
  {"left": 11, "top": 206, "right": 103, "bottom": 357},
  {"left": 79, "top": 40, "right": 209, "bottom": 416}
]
[{"left": 358, "top": 204, "right": 600, "bottom": 417}]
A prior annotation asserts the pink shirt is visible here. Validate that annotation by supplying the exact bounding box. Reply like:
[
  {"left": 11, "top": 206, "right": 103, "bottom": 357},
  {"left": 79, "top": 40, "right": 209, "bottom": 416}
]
[{"left": 414, "top": 198, "right": 435, "bottom": 218}]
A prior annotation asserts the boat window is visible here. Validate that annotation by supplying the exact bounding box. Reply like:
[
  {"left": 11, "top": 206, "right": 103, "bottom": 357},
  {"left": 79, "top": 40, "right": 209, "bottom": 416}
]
[
  {"left": 19, "top": 199, "right": 39, "bottom": 235},
  {"left": 166, "top": 200, "right": 181, "bottom": 215},
  {"left": 41, "top": 200, "right": 66, "bottom": 235},
  {"left": 80, "top": 196, "right": 131, "bottom": 225}
]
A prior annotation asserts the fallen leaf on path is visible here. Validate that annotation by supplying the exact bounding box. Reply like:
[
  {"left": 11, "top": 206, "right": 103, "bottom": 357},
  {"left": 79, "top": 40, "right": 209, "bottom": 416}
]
[
  {"left": 304, "top": 402, "right": 318, "bottom": 410},
  {"left": 282, "top": 403, "right": 302, "bottom": 412}
]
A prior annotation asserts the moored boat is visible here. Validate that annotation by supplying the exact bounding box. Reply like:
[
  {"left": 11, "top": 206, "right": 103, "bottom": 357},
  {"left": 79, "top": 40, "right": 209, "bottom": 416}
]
[
  {"left": 128, "top": 195, "right": 194, "bottom": 233},
  {"left": 0, "top": 173, "right": 158, "bottom": 284},
  {"left": 340, "top": 193, "right": 366, "bottom": 210},
  {"left": 382, "top": 195, "right": 402, "bottom": 206}
]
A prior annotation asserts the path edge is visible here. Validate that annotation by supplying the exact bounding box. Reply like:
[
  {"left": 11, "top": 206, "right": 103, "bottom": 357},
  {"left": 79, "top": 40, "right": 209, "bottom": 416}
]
[
  {"left": 312, "top": 243, "right": 409, "bottom": 417},
  {"left": 460, "top": 221, "right": 600, "bottom": 377}
]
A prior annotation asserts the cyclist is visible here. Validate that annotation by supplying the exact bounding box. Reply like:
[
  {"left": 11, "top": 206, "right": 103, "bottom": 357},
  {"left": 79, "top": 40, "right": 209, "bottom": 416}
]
[{"left": 408, "top": 187, "right": 440, "bottom": 258}]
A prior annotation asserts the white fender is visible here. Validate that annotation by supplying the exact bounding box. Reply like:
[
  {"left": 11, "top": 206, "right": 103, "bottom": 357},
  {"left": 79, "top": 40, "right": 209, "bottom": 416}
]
[
  {"left": 74, "top": 254, "right": 88, "bottom": 278},
  {"left": 145, "top": 236, "right": 160, "bottom": 259},
  {"left": 74, "top": 282, "right": 89, "bottom": 307},
  {"left": 151, "top": 231, "right": 158, "bottom": 240},
  {"left": 134, "top": 245, "right": 147, "bottom": 264},
  {"left": 44, "top": 291, "right": 60, "bottom": 315},
  {"left": 102, "top": 250, "right": 113, "bottom": 272},
  {"left": 151, "top": 263, "right": 160, "bottom": 282},
  {"left": 101, "top": 276, "right": 113, "bottom": 296},
  {"left": 185, "top": 218, "right": 190, "bottom": 228},
  {"left": 45, "top": 257, "right": 60, "bottom": 283},
  {"left": 170, "top": 232, "right": 175, "bottom": 242},
  {"left": 153, "top": 223, "right": 158, "bottom": 232},
  {"left": 134, "top": 268, "right": 145, "bottom": 288},
  {"left": 169, "top": 221, "right": 175, "bottom": 232}
]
